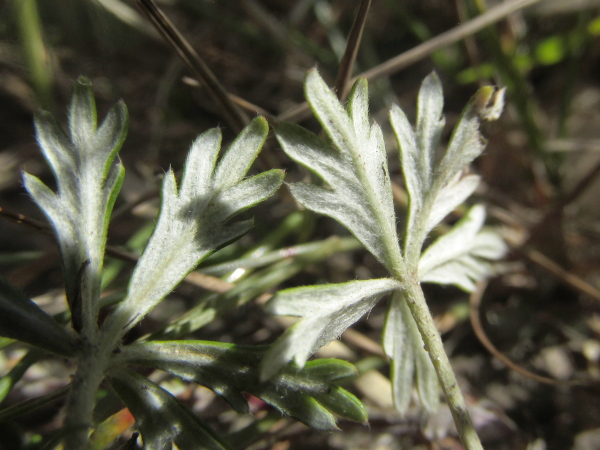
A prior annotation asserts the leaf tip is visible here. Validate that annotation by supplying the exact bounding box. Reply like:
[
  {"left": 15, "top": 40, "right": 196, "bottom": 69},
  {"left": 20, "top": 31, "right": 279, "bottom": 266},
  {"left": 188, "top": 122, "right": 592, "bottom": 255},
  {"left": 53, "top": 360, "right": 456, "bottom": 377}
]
[
  {"left": 247, "top": 115, "right": 269, "bottom": 140},
  {"left": 75, "top": 75, "right": 92, "bottom": 87},
  {"left": 424, "top": 70, "right": 441, "bottom": 85},
  {"left": 474, "top": 86, "right": 506, "bottom": 121}
]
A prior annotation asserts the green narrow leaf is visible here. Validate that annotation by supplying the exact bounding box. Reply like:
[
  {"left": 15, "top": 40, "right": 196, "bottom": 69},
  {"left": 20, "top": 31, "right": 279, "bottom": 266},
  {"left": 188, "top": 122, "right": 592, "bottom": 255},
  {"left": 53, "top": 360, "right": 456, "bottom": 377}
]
[
  {"left": 32, "top": 111, "right": 78, "bottom": 203},
  {"left": 305, "top": 69, "right": 355, "bottom": 154},
  {"left": 0, "top": 277, "right": 75, "bottom": 356},
  {"left": 109, "top": 369, "right": 230, "bottom": 450},
  {"left": 425, "top": 173, "right": 480, "bottom": 233},
  {"left": 0, "top": 349, "right": 43, "bottom": 403},
  {"left": 113, "top": 341, "right": 367, "bottom": 431},
  {"left": 391, "top": 73, "right": 506, "bottom": 264}
]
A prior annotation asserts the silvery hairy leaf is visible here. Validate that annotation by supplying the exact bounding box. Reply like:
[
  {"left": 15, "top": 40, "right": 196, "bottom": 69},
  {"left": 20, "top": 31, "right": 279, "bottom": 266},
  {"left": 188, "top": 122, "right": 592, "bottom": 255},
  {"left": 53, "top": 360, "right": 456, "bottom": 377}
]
[
  {"left": 390, "top": 73, "right": 505, "bottom": 263},
  {"left": 109, "top": 369, "right": 229, "bottom": 450},
  {"left": 114, "top": 341, "right": 367, "bottom": 431},
  {"left": 419, "top": 204, "right": 507, "bottom": 292},
  {"left": 265, "top": 70, "right": 507, "bottom": 417},
  {"left": 261, "top": 278, "right": 402, "bottom": 380},
  {"left": 103, "top": 117, "right": 283, "bottom": 337},
  {"left": 383, "top": 292, "right": 439, "bottom": 414},
  {"left": 23, "top": 77, "right": 127, "bottom": 330},
  {"left": 276, "top": 69, "right": 403, "bottom": 274}
]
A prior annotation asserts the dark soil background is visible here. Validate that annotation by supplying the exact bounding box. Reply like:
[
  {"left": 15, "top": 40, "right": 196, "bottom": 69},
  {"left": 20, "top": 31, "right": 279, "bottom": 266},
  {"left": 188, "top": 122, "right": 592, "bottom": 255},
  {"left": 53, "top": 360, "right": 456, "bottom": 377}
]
[{"left": 1, "top": 1, "right": 600, "bottom": 449}]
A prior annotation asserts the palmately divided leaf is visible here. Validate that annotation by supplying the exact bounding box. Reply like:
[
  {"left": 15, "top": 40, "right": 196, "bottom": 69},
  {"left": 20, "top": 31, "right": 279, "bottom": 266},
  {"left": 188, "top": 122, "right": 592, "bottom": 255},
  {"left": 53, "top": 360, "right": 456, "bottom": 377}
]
[
  {"left": 268, "top": 70, "right": 507, "bottom": 420},
  {"left": 0, "top": 277, "right": 75, "bottom": 356},
  {"left": 109, "top": 369, "right": 229, "bottom": 450},
  {"left": 102, "top": 117, "right": 283, "bottom": 338},
  {"left": 383, "top": 292, "right": 439, "bottom": 414},
  {"left": 24, "top": 77, "right": 128, "bottom": 330},
  {"left": 419, "top": 205, "right": 507, "bottom": 292},
  {"left": 260, "top": 278, "right": 402, "bottom": 380},
  {"left": 390, "top": 74, "right": 505, "bottom": 264},
  {"left": 114, "top": 341, "right": 367, "bottom": 431},
  {"left": 276, "top": 70, "right": 403, "bottom": 273}
]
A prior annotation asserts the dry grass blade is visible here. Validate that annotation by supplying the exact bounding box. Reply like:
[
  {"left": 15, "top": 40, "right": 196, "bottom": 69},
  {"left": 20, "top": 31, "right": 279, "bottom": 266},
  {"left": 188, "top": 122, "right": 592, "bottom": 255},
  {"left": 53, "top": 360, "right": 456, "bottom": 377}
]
[
  {"left": 277, "top": 0, "right": 541, "bottom": 123},
  {"left": 134, "top": 0, "right": 249, "bottom": 133},
  {"left": 359, "top": 0, "right": 541, "bottom": 82},
  {"left": 333, "top": 0, "right": 372, "bottom": 100}
]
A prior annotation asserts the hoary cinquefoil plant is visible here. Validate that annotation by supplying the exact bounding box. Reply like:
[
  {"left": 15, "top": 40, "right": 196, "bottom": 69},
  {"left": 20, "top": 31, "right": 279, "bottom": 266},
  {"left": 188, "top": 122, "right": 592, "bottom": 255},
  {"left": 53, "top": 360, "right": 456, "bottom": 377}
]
[
  {"left": 0, "top": 78, "right": 370, "bottom": 450},
  {"left": 260, "top": 69, "right": 507, "bottom": 450}
]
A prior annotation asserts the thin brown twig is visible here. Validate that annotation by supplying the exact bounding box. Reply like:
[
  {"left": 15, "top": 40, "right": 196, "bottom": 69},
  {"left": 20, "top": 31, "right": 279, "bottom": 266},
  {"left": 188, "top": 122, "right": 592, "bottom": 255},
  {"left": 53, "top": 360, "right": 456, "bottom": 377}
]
[
  {"left": 181, "top": 77, "right": 278, "bottom": 123},
  {"left": 500, "top": 153, "right": 600, "bottom": 303},
  {"left": 522, "top": 248, "right": 600, "bottom": 304},
  {"left": 134, "top": 0, "right": 249, "bottom": 133},
  {"left": 358, "top": 0, "right": 540, "bottom": 82},
  {"left": 0, "top": 206, "right": 232, "bottom": 293},
  {"left": 469, "top": 281, "right": 559, "bottom": 385},
  {"left": 0, "top": 206, "right": 52, "bottom": 235},
  {"left": 333, "top": 0, "right": 372, "bottom": 100},
  {"left": 487, "top": 200, "right": 600, "bottom": 304},
  {"left": 277, "top": 0, "right": 540, "bottom": 123}
]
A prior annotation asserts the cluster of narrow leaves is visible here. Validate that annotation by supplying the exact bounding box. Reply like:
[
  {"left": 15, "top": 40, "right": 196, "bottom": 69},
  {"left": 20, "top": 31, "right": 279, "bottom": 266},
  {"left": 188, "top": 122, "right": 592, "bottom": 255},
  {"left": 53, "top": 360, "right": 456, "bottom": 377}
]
[
  {"left": 112, "top": 341, "right": 366, "bottom": 430},
  {"left": 0, "top": 78, "right": 366, "bottom": 449},
  {"left": 261, "top": 69, "right": 507, "bottom": 414},
  {"left": 108, "top": 343, "right": 366, "bottom": 449}
]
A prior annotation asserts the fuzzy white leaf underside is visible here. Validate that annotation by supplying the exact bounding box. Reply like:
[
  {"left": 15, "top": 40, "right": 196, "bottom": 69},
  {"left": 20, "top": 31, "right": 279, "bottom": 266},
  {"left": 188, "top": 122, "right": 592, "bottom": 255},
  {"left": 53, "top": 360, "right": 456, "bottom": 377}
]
[
  {"left": 277, "top": 70, "right": 402, "bottom": 272},
  {"left": 383, "top": 292, "right": 439, "bottom": 413},
  {"left": 419, "top": 205, "right": 507, "bottom": 292},
  {"left": 104, "top": 117, "right": 283, "bottom": 336},
  {"left": 261, "top": 278, "right": 402, "bottom": 380}
]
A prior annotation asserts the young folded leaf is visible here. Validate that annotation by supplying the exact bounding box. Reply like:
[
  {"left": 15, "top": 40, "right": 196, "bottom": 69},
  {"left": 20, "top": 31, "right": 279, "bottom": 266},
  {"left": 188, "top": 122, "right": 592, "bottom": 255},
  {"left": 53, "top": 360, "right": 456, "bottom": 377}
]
[
  {"left": 102, "top": 117, "right": 284, "bottom": 340},
  {"left": 109, "top": 369, "right": 229, "bottom": 450},
  {"left": 23, "top": 77, "right": 127, "bottom": 334},
  {"left": 261, "top": 278, "right": 402, "bottom": 380},
  {"left": 114, "top": 341, "right": 367, "bottom": 431}
]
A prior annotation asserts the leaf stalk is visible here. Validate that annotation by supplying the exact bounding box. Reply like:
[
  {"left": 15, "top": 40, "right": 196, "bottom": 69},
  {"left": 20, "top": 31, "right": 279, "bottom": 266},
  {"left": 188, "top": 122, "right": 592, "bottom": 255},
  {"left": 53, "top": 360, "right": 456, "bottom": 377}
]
[{"left": 399, "top": 277, "right": 483, "bottom": 450}]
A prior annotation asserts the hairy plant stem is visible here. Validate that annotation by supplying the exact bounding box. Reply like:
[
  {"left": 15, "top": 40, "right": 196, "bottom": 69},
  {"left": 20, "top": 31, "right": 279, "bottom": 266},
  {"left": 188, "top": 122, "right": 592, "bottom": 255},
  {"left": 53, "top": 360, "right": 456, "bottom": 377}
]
[
  {"left": 399, "top": 274, "right": 483, "bottom": 450},
  {"left": 62, "top": 336, "right": 112, "bottom": 450}
]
